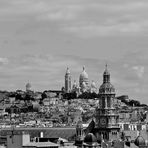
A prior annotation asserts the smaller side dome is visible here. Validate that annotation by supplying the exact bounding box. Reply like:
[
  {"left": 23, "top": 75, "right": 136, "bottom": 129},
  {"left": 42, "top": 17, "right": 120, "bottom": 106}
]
[
  {"left": 91, "top": 81, "right": 96, "bottom": 88},
  {"left": 134, "top": 135, "right": 145, "bottom": 146},
  {"left": 84, "top": 133, "right": 97, "bottom": 143},
  {"left": 26, "top": 82, "right": 31, "bottom": 88},
  {"left": 26, "top": 82, "right": 32, "bottom": 91}
]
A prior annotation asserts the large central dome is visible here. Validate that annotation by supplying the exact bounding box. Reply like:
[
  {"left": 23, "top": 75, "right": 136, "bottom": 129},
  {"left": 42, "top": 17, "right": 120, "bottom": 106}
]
[
  {"left": 79, "top": 66, "right": 88, "bottom": 80},
  {"left": 79, "top": 66, "right": 89, "bottom": 88}
]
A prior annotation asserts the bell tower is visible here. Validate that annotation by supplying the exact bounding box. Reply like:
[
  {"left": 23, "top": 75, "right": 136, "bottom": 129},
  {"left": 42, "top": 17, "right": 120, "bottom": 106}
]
[
  {"left": 65, "top": 67, "right": 71, "bottom": 93},
  {"left": 75, "top": 121, "right": 84, "bottom": 148},
  {"left": 95, "top": 65, "right": 120, "bottom": 141}
]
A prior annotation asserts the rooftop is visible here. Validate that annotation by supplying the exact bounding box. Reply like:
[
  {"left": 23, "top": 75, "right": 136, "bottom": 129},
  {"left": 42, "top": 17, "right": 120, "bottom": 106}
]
[{"left": 23, "top": 141, "right": 58, "bottom": 147}]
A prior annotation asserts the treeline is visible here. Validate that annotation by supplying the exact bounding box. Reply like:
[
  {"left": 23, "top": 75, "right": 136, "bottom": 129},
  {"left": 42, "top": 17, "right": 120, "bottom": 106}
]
[
  {"left": 5, "top": 104, "right": 38, "bottom": 114},
  {"left": 63, "top": 92, "right": 98, "bottom": 100},
  {"left": 116, "top": 95, "right": 147, "bottom": 107}
]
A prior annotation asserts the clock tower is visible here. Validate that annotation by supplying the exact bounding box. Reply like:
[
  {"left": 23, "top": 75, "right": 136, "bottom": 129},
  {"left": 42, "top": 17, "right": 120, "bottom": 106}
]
[{"left": 95, "top": 65, "right": 120, "bottom": 141}]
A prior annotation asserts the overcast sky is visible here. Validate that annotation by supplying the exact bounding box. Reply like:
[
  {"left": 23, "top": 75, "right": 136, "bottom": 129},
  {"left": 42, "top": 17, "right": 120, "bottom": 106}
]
[{"left": 0, "top": 0, "right": 148, "bottom": 103}]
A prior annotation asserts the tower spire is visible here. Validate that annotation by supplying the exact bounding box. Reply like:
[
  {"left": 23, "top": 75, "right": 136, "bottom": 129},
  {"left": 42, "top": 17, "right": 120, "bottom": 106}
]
[{"left": 103, "top": 64, "right": 110, "bottom": 83}]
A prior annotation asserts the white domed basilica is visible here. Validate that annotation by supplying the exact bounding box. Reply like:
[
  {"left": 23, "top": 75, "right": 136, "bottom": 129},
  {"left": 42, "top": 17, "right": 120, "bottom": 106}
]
[
  {"left": 79, "top": 66, "right": 89, "bottom": 89},
  {"left": 64, "top": 66, "right": 97, "bottom": 94}
]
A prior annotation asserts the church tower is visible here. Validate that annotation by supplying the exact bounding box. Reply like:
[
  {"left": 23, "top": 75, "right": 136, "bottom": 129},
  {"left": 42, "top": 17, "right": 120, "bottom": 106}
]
[
  {"left": 95, "top": 65, "right": 120, "bottom": 141},
  {"left": 65, "top": 67, "right": 71, "bottom": 93}
]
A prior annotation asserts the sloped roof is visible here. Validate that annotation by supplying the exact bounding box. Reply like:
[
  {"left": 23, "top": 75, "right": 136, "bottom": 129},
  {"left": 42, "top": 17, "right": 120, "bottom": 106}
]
[
  {"left": 84, "top": 120, "right": 95, "bottom": 135},
  {"left": 1, "top": 127, "right": 76, "bottom": 141},
  {"left": 134, "top": 135, "right": 145, "bottom": 146}
]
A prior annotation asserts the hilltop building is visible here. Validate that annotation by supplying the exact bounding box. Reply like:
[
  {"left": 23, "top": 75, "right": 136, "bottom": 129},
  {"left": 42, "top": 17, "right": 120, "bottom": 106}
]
[
  {"left": 79, "top": 66, "right": 89, "bottom": 92},
  {"left": 26, "top": 82, "right": 32, "bottom": 92},
  {"left": 64, "top": 66, "right": 97, "bottom": 94}
]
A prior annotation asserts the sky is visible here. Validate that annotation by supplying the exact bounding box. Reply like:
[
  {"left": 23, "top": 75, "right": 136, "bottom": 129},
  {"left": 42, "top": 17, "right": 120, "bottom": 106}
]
[{"left": 0, "top": 0, "right": 148, "bottom": 103}]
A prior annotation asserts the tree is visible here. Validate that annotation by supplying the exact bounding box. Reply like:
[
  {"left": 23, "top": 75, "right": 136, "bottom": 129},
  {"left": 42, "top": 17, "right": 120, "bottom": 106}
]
[
  {"left": 41, "top": 91, "right": 47, "bottom": 99},
  {"left": 63, "top": 92, "right": 77, "bottom": 100},
  {"left": 128, "top": 100, "right": 140, "bottom": 107},
  {"left": 15, "top": 93, "right": 24, "bottom": 100}
]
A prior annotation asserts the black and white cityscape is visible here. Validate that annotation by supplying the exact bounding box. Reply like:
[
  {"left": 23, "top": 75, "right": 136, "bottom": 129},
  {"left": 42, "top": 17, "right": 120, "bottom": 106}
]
[{"left": 1, "top": 0, "right": 148, "bottom": 148}]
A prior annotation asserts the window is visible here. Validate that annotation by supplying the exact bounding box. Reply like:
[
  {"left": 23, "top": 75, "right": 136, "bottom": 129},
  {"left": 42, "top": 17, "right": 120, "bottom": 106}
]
[{"left": 107, "top": 97, "right": 110, "bottom": 107}]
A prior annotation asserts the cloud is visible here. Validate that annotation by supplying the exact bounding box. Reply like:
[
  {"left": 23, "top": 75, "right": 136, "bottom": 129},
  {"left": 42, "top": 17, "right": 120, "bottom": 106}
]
[
  {"left": 0, "top": 54, "right": 106, "bottom": 91},
  {"left": 62, "top": 20, "right": 147, "bottom": 37},
  {"left": 0, "top": 0, "right": 83, "bottom": 21},
  {"left": 1, "top": 0, "right": 148, "bottom": 103},
  {"left": 0, "top": 58, "right": 9, "bottom": 65},
  {"left": 0, "top": 54, "right": 83, "bottom": 90},
  {"left": 1, "top": 0, "right": 148, "bottom": 37},
  {"left": 132, "top": 66, "right": 145, "bottom": 78},
  {"left": 37, "top": 4, "right": 83, "bottom": 21},
  {"left": 0, "top": 51, "right": 147, "bottom": 104}
]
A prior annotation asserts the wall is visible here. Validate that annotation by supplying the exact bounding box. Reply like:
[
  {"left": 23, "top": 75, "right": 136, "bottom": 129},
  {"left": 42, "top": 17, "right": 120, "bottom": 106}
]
[{"left": 7, "top": 134, "right": 22, "bottom": 148}]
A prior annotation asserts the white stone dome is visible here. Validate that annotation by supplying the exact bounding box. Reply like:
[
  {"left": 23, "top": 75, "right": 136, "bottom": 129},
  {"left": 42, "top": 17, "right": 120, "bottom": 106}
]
[
  {"left": 79, "top": 66, "right": 88, "bottom": 80},
  {"left": 26, "top": 82, "right": 31, "bottom": 90}
]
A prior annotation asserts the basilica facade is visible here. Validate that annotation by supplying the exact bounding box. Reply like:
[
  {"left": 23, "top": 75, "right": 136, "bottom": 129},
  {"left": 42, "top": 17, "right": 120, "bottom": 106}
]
[{"left": 64, "top": 66, "right": 97, "bottom": 94}]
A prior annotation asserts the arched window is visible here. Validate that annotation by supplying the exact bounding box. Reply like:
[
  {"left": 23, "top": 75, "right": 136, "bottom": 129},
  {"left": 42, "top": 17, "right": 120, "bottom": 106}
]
[{"left": 107, "top": 97, "right": 111, "bottom": 108}]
